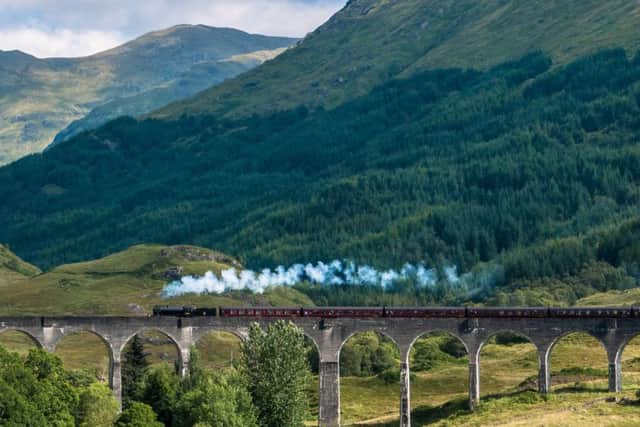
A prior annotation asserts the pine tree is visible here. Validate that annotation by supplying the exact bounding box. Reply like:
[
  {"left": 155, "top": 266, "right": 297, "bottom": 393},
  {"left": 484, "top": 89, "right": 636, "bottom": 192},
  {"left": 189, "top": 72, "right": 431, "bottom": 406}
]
[{"left": 121, "top": 335, "right": 149, "bottom": 408}]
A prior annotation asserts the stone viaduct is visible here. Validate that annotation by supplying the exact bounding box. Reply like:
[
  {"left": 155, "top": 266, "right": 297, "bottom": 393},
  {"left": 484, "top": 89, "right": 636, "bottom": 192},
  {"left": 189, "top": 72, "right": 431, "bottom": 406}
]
[{"left": 1, "top": 314, "right": 639, "bottom": 427}]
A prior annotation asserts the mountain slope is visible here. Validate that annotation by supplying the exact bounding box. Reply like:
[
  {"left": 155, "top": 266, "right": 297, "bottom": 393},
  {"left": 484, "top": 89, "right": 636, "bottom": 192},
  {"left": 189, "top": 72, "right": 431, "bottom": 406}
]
[
  {"left": 49, "top": 48, "right": 286, "bottom": 146},
  {"left": 154, "top": 0, "right": 640, "bottom": 120},
  {"left": 0, "top": 244, "right": 40, "bottom": 285},
  {"left": 0, "top": 25, "right": 296, "bottom": 165},
  {"left": 0, "top": 244, "right": 312, "bottom": 315},
  {"left": 2, "top": 48, "right": 640, "bottom": 279}
]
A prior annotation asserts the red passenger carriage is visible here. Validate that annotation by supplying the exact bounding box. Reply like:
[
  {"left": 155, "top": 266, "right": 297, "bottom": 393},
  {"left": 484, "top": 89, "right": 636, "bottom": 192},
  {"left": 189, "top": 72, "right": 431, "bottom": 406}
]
[
  {"left": 302, "top": 307, "right": 384, "bottom": 318},
  {"left": 384, "top": 307, "right": 466, "bottom": 318},
  {"left": 467, "top": 307, "right": 548, "bottom": 318},
  {"left": 220, "top": 307, "right": 303, "bottom": 317}
]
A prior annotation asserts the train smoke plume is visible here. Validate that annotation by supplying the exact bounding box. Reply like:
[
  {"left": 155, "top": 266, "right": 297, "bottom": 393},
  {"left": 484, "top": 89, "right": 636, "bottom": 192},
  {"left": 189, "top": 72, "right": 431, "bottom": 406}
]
[{"left": 161, "top": 261, "right": 461, "bottom": 296}]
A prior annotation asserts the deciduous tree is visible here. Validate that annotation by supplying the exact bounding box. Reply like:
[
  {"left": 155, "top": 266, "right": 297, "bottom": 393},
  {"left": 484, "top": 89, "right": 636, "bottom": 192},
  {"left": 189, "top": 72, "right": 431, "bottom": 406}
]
[{"left": 240, "top": 321, "right": 312, "bottom": 427}]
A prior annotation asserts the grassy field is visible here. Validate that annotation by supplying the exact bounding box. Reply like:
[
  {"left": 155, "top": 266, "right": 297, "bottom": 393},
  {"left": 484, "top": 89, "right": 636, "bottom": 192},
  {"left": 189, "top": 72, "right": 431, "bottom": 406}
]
[
  {"left": 0, "top": 244, "right": 313, "bottom": 315},
  {"left": 578, "top": 289, "right": 640, "bottom": 307},
  {"left": 407, "top": 390, "right": 640, "bottom": 427}
]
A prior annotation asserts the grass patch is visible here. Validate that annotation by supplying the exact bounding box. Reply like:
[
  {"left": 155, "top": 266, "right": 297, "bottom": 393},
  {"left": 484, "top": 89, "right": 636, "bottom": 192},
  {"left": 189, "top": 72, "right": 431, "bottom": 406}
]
[
  {"left": 194, "top": 331, "right": 242, "bottom": 371},
  {"left": 0, "top": 330, "right": 39, "bottom": 356}
]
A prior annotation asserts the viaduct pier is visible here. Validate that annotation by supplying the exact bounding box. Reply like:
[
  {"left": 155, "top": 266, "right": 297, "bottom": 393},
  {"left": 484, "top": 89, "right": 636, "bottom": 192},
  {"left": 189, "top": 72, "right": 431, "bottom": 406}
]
[{"left": 2, "top": 310, "right": 640, "bottom": 427}]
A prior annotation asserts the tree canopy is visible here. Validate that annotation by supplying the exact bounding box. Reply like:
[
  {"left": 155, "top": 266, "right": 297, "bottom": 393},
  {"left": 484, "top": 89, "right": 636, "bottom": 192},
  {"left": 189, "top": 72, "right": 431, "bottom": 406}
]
[
  {"left": 240, "top": 321, "right": 312, "bottom": 427},
  {"left": 0, "top": 346, "right": 119, "bottom": 426}
]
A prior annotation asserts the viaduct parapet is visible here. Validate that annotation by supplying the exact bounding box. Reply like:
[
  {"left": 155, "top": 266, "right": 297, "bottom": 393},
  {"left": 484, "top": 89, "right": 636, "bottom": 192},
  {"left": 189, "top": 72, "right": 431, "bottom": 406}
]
[{"left": 1, "top": 314, "right": 639, "bottom": 427}]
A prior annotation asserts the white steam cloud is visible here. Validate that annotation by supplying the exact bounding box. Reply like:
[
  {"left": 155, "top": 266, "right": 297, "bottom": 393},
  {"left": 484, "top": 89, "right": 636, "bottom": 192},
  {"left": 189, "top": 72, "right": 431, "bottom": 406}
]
[{"left": 162, "top": 261, "right": 464, "bottom": 297}]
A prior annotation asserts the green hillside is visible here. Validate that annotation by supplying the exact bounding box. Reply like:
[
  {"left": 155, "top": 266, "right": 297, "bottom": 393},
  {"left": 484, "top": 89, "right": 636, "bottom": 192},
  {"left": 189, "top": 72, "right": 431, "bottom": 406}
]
[
  {"left": 0, "top": 244, "right": 312, "bottom": 315},
  {"left": 0, "top": 244, "right": 40, "bottom": 285},
  {"left": 578, "top": 289, "right": 640, "bottom": 307},
  {"left": 154, "top": 0, "right": 640, "bottom": 120},
  {"left": 0, "top": 25, "right": 296, "bottom": 165},
  {"left": 48, "top": 48, "right": 287, "bottom": 147}
]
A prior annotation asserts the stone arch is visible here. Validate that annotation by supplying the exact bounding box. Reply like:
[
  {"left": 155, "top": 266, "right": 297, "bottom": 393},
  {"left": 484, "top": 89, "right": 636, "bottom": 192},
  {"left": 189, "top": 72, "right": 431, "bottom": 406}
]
[
  {"left": 477, "top": 330, "right": 540, "bottom": 397},
  {"left": 301, "top": 331, "right": 321, "bottom": 356},
  {"left": 478, "top": 330, "right": 539, "bottom": 360},
  {"left": 0, "top": 327, "right": 44, "bottom": 350},
  {"left": 301, "top": 331, "right": 321, "bottom": 365},
  {"left": 120, "top": 328, "right": 184, "bottom": 372},
  {"left": 192, "top": 329, "right": 246, "bottom": 371},
  {"left": 614, "top": 332, "right": 640, "bottom": 366},
  {"left": 408, "top": 329, "right": 470, "bottom": 363},
  {"left": 338, "top": 329, "right": 402, "bottom": 426},
  {"left": 53, "top": 329, "right": 115, "bottom": 383},
  {"left": 612, "top": 332, "right": 640, "bottom": 391},
  {"left": 337, "top": 328, "right": 400, "bottom": 359},
  {"left": 119, "top": 328, "right": 183, "bottom": 355},
  {"left": 408, "top": 330, "right": 470, "bottom": 418},
  {"left": 546, "top": 330, "right": 606, "bottom": 362},
  {"left": 53, "top": 329, "right": 113, "bottom": 352},
  {"left": 547, "top": 330, "right": 609, "bottom": 391}
]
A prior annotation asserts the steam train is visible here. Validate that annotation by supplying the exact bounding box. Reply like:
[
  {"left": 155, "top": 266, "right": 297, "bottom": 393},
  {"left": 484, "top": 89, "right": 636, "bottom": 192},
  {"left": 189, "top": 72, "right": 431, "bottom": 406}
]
[{"left": 152, "top": 305, "right": 637, "bottom": 319}]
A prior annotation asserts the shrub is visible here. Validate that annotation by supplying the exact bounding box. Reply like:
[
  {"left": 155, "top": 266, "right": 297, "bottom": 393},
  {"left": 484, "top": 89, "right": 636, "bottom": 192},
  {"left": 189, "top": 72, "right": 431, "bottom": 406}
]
[
  {"left": 440, "top": 336, "right": 467, "bottom": 357},
  {"left": 377, "top": 367, "right": 415, "bottom": 384},
  {"left": 412, "top": 338, "right": 458, "bottom": 372},
  {"left": 115, "top": 402, "right": 163, "bottom": 427},
  {"left": 494, "top": 333, "right": 531, "bottom": 346}
]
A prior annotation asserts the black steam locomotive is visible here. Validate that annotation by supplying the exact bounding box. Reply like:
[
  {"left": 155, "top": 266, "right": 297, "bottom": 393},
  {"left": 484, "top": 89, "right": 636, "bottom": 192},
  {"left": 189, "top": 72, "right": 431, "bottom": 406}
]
[{"left": 152, "top": 305, "right": 638, "bottom": 319}]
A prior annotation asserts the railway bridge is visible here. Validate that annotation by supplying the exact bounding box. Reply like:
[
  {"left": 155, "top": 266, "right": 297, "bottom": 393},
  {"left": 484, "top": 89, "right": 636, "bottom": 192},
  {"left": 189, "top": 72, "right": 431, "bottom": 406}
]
[{"left": 1, "top": 312, "right": 640, "bottom": 427}]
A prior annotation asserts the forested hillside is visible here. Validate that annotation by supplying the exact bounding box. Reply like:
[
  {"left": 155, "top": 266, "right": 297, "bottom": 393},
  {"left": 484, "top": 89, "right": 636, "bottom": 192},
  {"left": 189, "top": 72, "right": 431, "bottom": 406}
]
[{"left": 0, "top": 49, "right": 639, "bottom": 307}]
